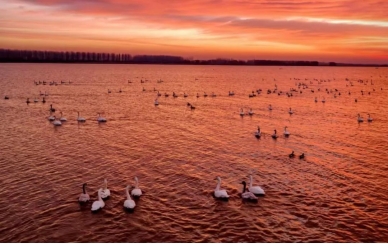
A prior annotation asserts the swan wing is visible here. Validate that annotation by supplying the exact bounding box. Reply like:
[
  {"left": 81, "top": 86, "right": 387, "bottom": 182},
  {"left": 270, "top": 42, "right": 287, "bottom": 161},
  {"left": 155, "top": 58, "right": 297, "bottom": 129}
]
[
  {"left": 124, "top": 199, "right": 136, "bottom": 209},
  {"left": 78, "top": 193, "right": 90, "bottom": 202},
  {"left": 91, "top": 200, "right": 104, "bottom": 211},
  {"left": 214, "top": 189, "right": 229, "bottom": 198},
  {"left": 131, "top": 188, "right": 142, "bottom": 197},
  {"left": 101, "top": 189, "right": 111, "bottom": 198},
  {"left": 249, "top": 186, "right": 265, "bottom": 195},
  {"left": 242, "top": 192, "right": 258, "bottom": 199}
]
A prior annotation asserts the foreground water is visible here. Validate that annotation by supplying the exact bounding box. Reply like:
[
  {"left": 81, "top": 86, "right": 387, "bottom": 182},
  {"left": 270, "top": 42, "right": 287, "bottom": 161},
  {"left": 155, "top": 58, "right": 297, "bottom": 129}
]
[{"left": 0, "top": 63, "right": 387, "bottom": 242}]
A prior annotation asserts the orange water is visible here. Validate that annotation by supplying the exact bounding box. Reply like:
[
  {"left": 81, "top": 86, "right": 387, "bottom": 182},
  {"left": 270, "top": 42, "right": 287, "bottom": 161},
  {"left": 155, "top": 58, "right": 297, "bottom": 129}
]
[{"left": 0, "top": 63, "right": 387, "bottom": 242}]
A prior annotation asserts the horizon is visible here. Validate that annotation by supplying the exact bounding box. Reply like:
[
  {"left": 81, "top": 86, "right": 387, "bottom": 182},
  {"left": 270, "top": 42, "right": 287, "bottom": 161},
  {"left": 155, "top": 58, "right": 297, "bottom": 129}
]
[{"left": 0, "top": 1, "right": 387, "bottom": 64}]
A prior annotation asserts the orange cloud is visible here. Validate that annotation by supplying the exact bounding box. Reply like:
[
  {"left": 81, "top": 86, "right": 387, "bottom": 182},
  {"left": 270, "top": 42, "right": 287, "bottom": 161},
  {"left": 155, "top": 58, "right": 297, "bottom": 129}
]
[{"left": 0, "top": 0, "right": 387, "bottom": 63}]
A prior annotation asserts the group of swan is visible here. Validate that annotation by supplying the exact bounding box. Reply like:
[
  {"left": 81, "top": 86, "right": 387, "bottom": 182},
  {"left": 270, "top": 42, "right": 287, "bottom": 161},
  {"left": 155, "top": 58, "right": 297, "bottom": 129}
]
[
  {"left": 255, "top": 127, "right": 290, "bottom": 139},
  {"left": 214, "top": 175, "right": 265, "bottom": 201},
  {"left": 358, "top": 113, "right": 373, "bottom": 122},
  {"left": 80, "top": 178, "right": 142, "bottom": 212},
  {"left": 289, "top": 151, "right": 304, "bottom": 159}
]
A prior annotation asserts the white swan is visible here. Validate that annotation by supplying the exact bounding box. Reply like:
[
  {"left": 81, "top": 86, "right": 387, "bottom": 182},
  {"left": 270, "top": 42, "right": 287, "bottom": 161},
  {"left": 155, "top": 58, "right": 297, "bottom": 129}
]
[
  {"left": 214, "top": 176, "right": 229, "bottom": 199},
  {"left": 268, "top": 104, "right": 272, "bottom": 110},
  {"left": 77, "top": 112, "right": 86, "bottom": 122},
  {"left": 357, "top": 114, "right": 364, "bottom": 122},
  {"left": 241, "top": 181, "right": 258, "bottom": 200},
  {"left": 248, "top": 108, "right": 254, "bottom": 115},
  {"left": 255, "top": 126, "right": 261, "bottom": 138},
  {"left": 248, "top": 175, "right": 265, "bottom": 195},
  {"left": 284, "top": 126, "right": 290, "bottom": 137},
  {"left": 91, "top": 188, "right": 105, "bottom": 212},
  {"left": 48, "top": 113, "right": 55, "bottom": 121},
  {"left": 78, "top": 183, "right": 90, "bottom": 203},
  {"left": 288, "top": 107, "right": 293, "bottom": 114},
  {"left": 53, "top": 117, "right": 62, "bottom": 126},
  {"left": 97, "top": 113, "right": 107, "bottom": 122},
  {"left": 124, "top": 185, "right": 136, "bottom": 210},
  {"left": 59, "top": 112, "right": 67, "bottom": 122},
  {"left": 322, "top": 97, "right": 326, "bottom": 103},
  {"left": 101, "top": 179, "right": 110, "bottom": 199},
  {"left": 154, "top": 99, "right": 159, "bottom": 106},
  {"left": 367, "top": 113, "right": 373, "bottom": 122},
  {"left": 131, "top": 176, "right": 142, "bottom": 197},
  {"left": 314, "top": 97, "right": 317, "bottom": 102}
]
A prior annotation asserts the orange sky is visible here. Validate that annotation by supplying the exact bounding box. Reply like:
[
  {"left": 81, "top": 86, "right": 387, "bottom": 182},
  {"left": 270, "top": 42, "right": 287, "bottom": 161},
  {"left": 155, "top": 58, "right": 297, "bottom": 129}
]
[{"left": 0, "top": 0, "right": 387, "bottom": 64}]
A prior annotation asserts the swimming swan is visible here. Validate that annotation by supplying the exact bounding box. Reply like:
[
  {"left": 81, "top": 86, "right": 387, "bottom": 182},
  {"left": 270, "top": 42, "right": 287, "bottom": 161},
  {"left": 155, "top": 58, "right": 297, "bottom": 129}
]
[
  {"left": 241, "top": 181, "right": 258, "bottom": 200},
  {"left": 124, "top": 185, "right": 136, "bottom": 211},
  {"left": 91, "top": 188, "right": 105, "bottom": 212},
  {"left": 101, "top": 179, "right": 110, "bottom": 199},
  {"left": 248, "top": 175, "right": 265, "bottom": 195},
  {"left": 78, "top": 183, "right": 90, "bottom": 203},
  {"left": 214, "top": 176, "right": 229, "bottom": 199},
  {"left": 77, "top": 112, "right": 86, "bottom": 122},
  {"left": 284, "top": 126, "right": 290, "bottom": 137},
  {"left": 97, "top": 113, "right": 107, "bottom": 122},
  {"left": 131, "top": 177, "right": 142, "bottom": 198}
]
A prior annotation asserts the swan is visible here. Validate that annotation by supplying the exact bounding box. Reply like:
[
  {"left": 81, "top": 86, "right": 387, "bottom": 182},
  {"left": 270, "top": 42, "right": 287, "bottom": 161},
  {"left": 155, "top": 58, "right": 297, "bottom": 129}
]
[
  {"left": 299, "top": 153, "right": 305, "bottom": 159},
  {"left": 288, "top": 107, "right": 293, "bottom": 114},
  {"left": 77, "top": 112, "right": 86, "bottom": 122},
  {"left": 97, "top": 113, "right": 107, "bottom": 122},
  {"left": 367, "top": 114, "right": 373, "bottom": 122},
  {"left": 255, "top": 126, "right": 261, "bottom": 138},
  {"left": 53, "top": 117, "right": 62, "bottom": 126},
  {"left": 272, "top": 129, "right": 278, "bottom": 139},
  {"left": 100, "top": 179, "right": 110, "bottom": 199},
  {"left": 248, "top": 175, "right": 265, "bottom": 195},
  {"left": 289, "top": 151, "right": 295, "bottom": 158},
  {"left": 322, "top": 97, "right": 326, "bottom": 103},
  {"left": 42, "top": 97, "right": 46, "bottom": 103},
  {"left": 241, "top": 181, "right": 258, "bottom": 201},
  {"left": 59, "top": 112, "right": 67, "bottom": 122},
  {"left": 214, "top": 176, "right": 229, "bottom": 199},
  {"left": 184, "top": 93, "right": 188, "bottom": 98},
  {"left": 314, "top": 97, "right": 317, "bottom": 102},
  {"left": 248, "top": 108, "right": 254, "bottom": 115},
  {"left": 357, "top": 114, "right": 364, "bottom": 122},
  {"left": 50, "top": 104, "right": 55, "bottom": 112},
  {"left": 26, "top": 98, "right": 30, "bottom": 104},
  {"left": 268, "top": 104, "right": 272, "bottom": 110},
  {"left": 48, "top": 113, "right": 55, "bottom": 121},
  {"left": 154, "top": 99, "right": 159, "bottom": 106},
  {"left": 34, "top": 98, "right": 38, "bottom": 103},
  {"left": 240, "top": 108, "right": 244, "bottom": 117},
  {"left": 284, "top": 126, "right": 290, "bottom": 137},
  {"left": 78, "top": 183, "right": 90, "bottom": 203},
  {"left": 91, "top": 189, "right": 105, "bottom": 212},
  {"left": 124, "top": 185, "right": 136, "bottom": 211},
  {"left": 131, "top": 176, "right": 142, "bottom": 198}
]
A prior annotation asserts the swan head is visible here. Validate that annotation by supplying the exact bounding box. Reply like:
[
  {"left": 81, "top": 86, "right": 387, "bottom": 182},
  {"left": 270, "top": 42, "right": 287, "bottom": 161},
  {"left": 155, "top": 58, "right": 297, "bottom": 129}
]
[
  {"left": 215, "top": 176, "right": 221, "bottom": 181},
  {"left": 134, "top": 176, "right": 138, "bottom": 182},
  {"left": 241, "top": 181, "right": 247, "bottom": 186}
]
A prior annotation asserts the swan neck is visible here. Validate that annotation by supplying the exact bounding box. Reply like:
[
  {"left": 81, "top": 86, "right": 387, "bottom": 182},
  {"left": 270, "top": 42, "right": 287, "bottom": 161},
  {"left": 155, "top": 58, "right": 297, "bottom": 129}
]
[
  {"left": 98, "top": 189, "right": 102, "bottom": 201},
  {"left": 249, "top": 175, "right": 253, "bottom": 188},
  {"left": 82, "top": 184, "right": 86, "bottom": 194},
  {"left": 126, "top": 187, "right": 131, "bottom": 200},
  {"left": 135, "top": 177, "right": 139, "bottom": 188},
  {"left": 215, "top": 178, "right": 221, "bottom": 191},
  {"left": 242, "top": 183, "right": 246, "bottom": 193},
  {"left": 104, "top": 179, "right": 107, "bottom": 190}
]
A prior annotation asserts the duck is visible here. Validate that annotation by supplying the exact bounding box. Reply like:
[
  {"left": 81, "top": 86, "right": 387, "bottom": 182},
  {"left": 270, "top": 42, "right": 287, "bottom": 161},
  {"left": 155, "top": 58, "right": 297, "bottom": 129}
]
[
  {"left": 124, "top": 185, "right": 136, "bottom": 211},
  {"left": 131, "top": 176, "right": 142, "bottom": 198},
  {"left": 97, "top": 113, "right": 107, "bottom": 122},
  {"left": 272, "top": 129, "right": 278, "bottom": 139},
  {"left": 248, "top": 175, "right": 265, "bottom": 195},
  {"left": 59, "top": 112, "right": 67, "bottom": 122},
  {"left": 78, "top": 183, "right": 90, "bottom": 203},
  {"left": 289, "top": 151, "right": 295, "bottom": 158},
  {"left": 357, "top": 114, "right": 364, "bottom": 122},
  {"left": 299, "top": 153, "right": 305, "bottom": 159},
  {"left": 100, "top": 179, "right": 110, "bottom": 199},
  {"left": 77, "top": 112, "right": 86, "bottom": 122},
  {"left": 367, "top": 114, "right": 373, "bottom": 122},
  {"left": 4, "top": 96, "right": 9, "bottom": 100},
  {"left": 190, "top": 105, "right": 196, "bottom": 110},
  {"left": 241, "top": 181, "right": 258, "bottom": 201},
  {"left": 91, "top": 189, "right": 105, "bottom": 212},
  {"left": 214, "top": 176, "right": 229, "bottom": 199},
  {"left": 284, "top": 126, "right": 290, "bottom": 137},
  {"left": 255, "top": 126, "right": 261, "bottom": 138}
]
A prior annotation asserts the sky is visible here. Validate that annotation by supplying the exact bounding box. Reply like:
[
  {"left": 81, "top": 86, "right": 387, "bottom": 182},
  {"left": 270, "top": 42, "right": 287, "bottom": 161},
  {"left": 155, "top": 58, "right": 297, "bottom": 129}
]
[{"left": 0, "top": 0, "right": 387, "bottom": 64}]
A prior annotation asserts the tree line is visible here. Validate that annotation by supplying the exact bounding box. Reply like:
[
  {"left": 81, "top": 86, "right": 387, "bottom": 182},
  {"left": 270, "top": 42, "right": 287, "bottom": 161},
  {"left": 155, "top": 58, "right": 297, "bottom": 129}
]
[{"left": 0, "top": 48, "right": 326, "bottom": 66}]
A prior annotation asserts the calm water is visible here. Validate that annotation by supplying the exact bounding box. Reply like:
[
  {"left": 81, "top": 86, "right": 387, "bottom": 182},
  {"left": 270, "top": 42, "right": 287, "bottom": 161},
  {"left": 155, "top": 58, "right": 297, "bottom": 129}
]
[{"left": 0, "top": 63, "right": 387, "bottom": 242}]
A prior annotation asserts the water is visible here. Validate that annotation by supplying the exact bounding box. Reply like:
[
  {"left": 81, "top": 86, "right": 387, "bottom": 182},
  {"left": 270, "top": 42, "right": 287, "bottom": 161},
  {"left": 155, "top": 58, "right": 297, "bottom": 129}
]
[{"left": 0, "top": 63, "right": 387, "bottom": 242}]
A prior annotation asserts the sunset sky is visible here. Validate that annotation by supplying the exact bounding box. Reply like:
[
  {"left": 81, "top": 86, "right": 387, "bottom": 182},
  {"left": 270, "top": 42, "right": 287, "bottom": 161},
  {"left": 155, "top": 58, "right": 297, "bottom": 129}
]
[{"left": 0, "top": 0, "right": 387, "bottom": 64}]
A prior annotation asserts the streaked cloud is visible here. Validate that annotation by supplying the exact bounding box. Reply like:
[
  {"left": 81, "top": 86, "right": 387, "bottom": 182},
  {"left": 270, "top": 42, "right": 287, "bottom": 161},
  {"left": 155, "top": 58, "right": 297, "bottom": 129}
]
[{"left": 0, "top": 0, "right": 387, "bottom": 63}]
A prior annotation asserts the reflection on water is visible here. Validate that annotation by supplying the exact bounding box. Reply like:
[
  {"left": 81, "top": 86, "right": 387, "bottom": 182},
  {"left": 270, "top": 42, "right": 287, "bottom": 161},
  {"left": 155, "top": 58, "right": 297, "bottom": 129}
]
[{"left": 0, "top": 64, "right": 387, "bottom": 242}]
